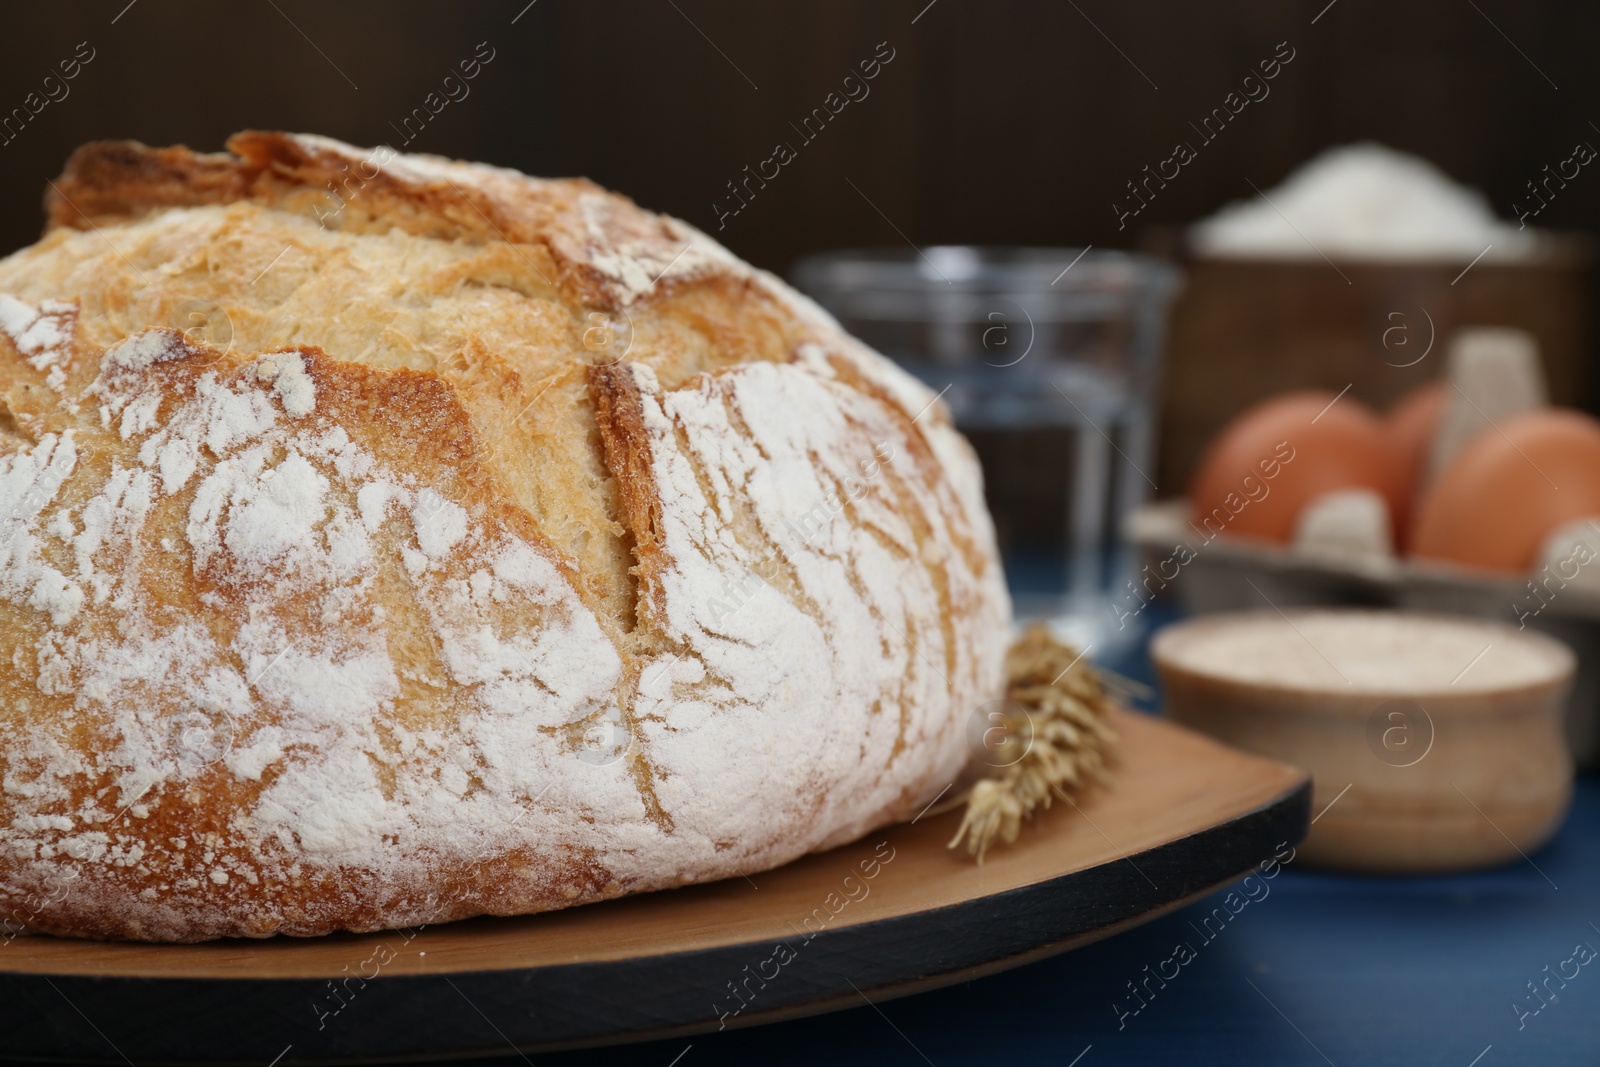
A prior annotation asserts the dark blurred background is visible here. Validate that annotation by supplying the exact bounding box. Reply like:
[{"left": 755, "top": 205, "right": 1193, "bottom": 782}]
[{"left": 2, "top": 1, "right": 1596, "bottom": 278}]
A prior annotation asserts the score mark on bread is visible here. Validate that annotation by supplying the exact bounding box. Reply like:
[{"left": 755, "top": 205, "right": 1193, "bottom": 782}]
[{"left": 0, "top": 132, "right": 1009, "bottom": 941}]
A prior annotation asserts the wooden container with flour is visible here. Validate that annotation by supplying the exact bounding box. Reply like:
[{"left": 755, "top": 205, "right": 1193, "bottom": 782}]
[{"left": 1152, "top": 609, "right": 1573, "bottom": 872}]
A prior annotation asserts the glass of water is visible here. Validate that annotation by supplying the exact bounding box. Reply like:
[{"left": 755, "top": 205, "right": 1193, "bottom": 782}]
[{"left": 792, "top": 246, "right": 1181, "bottom": 649}]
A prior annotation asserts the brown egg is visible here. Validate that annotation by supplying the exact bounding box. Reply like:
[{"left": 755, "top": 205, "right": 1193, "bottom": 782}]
[
  {"left": 1190, "top": 390, "right": 1403, "bottom": 544},
  {"left": 1411, "top": 408, "right": 1600, "bottom": 573},
  {"left": 1384, "top": 380, "right": 1446, "bottom": 545}
]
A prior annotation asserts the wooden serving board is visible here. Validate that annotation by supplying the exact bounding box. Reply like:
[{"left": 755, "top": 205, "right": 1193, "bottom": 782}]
[{"left": 0, "top": 710, "right": 1309, "bottom": 1064}]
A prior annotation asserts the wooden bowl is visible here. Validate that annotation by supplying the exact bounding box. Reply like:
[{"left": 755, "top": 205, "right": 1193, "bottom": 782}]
[{"left": 1151, "top": 609, "right": 1575, "bottom": 872}]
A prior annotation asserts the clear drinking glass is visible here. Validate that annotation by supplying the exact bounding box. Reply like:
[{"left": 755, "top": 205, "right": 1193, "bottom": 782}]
[{"left": 793, "top": 247, "right": 1181, "bottom": 649}]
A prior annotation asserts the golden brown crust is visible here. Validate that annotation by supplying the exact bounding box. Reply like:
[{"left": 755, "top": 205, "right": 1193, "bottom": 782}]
[
  {"left": 587, "top": 361, "right": 668, "bottom": 630},
  {"left": 47, "top": 132, "right": 695, "bottom": 313},
  {"left": 46, "top": 140, "right": 251, "bottom": 231},
  {"left": 0, "top": 133, "right": 1010, "bottom": 941}
]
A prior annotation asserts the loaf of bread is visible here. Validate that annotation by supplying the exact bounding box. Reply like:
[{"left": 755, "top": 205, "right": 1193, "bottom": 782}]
[{"left": 0, "top": 132, "right": 1009, "bottom": 941}]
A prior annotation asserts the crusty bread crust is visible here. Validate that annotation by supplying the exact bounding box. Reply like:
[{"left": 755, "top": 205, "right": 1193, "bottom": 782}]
[{"left": 0, "top": 133, "right": 1009, "bottom": 941}]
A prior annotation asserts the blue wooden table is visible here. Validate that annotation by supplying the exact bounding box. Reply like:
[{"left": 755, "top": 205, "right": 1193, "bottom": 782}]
[
  {"left": 535, "top": 789, "right": 1598, "bottom": 1066},
  {"left": 526, "top": 609, "right": 1600, "bottom": 1067}
]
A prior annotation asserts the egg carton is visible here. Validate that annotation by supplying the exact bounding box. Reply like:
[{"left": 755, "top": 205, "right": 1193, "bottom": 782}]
[{"left": 1128, "top": 498, "right": 1600, "bottom": 766}]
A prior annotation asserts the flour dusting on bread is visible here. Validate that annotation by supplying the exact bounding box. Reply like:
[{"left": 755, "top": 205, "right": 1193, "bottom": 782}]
[{"left": 0, "top": 132, "right": 1009, "bottom": 940}]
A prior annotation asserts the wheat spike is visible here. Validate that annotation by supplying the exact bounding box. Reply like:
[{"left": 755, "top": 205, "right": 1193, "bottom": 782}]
[{"left": 948, "top": 623, "right": 1118, "bottom": 862}]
